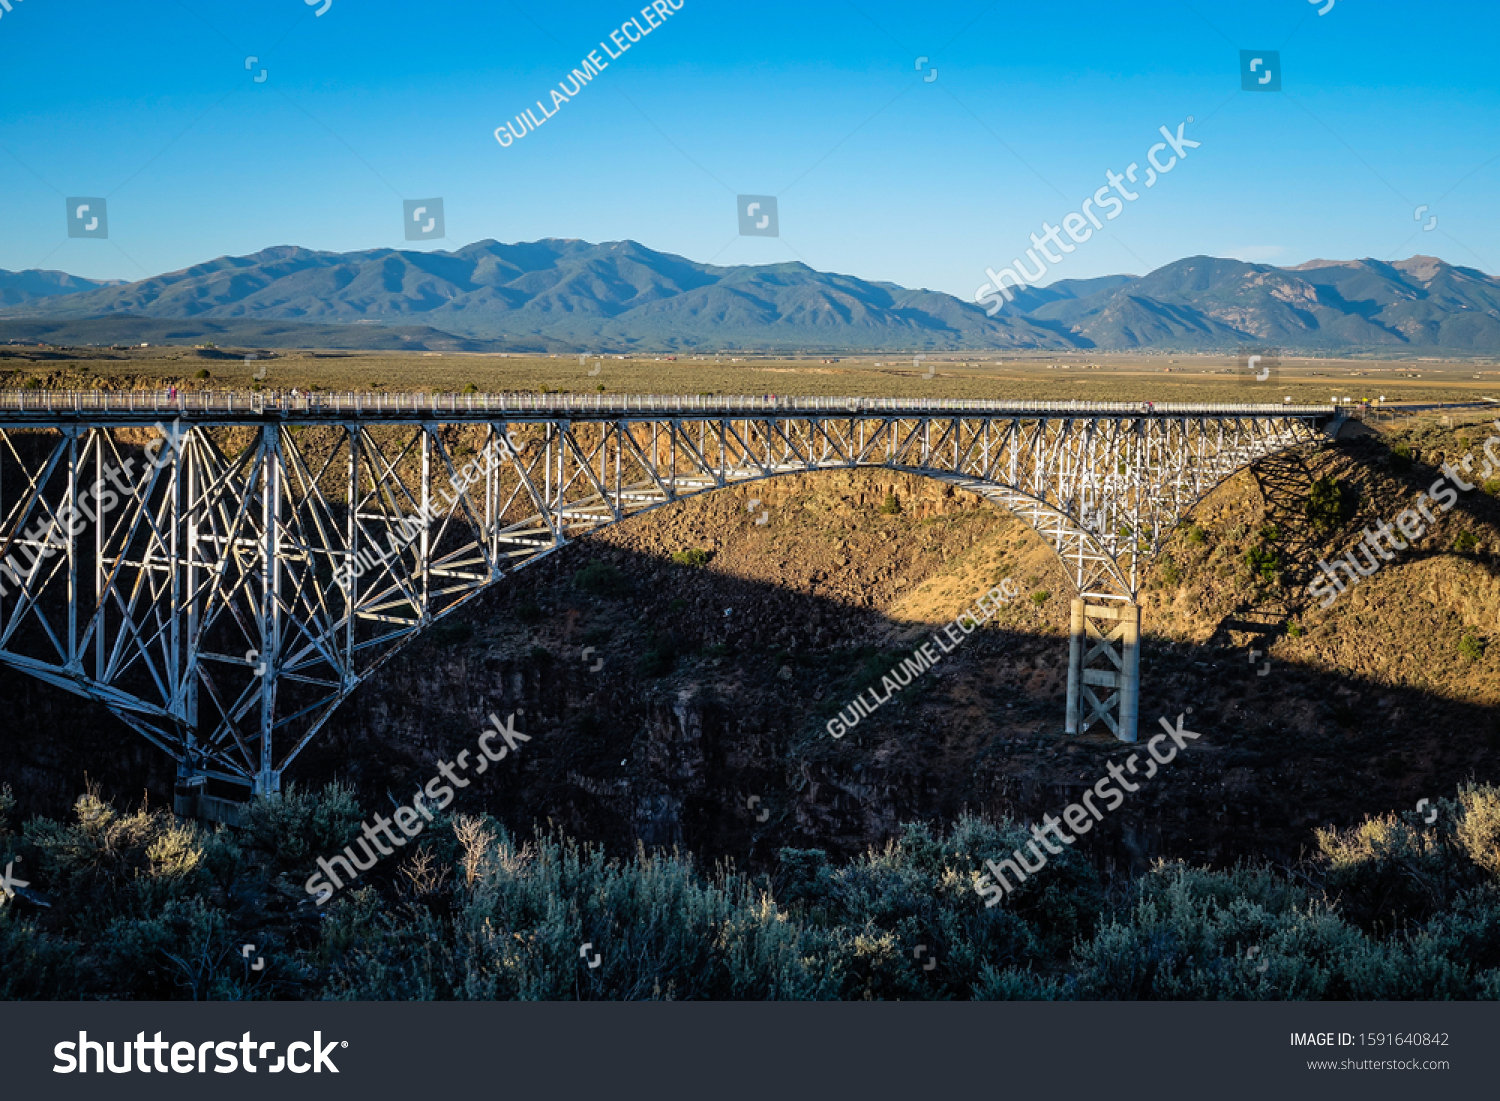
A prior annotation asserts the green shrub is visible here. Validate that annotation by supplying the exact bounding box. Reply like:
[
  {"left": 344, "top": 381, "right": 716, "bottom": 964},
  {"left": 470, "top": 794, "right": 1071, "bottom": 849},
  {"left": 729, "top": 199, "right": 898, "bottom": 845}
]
[
  {"left": 430, "top": 620, "right": 474, "bottom": 647},
  {"left": 671, "top": 548, "right": 711, "bottom": 568},
  {"left": 1245, "top": 545, "right": 1280, "bottom": 583},
  {"left": 1287, "top": 621, "right": 1304, "bottom": 638},
  {"left": 1459, "top": 633, "right": 1486, "bottom": 662},
  {"left": 776, "top": 818, "right": 1097, "bottom": 1000},
  {"left": 574, "top": 560, "right": 632, "bottom": 598},
  {"left": 1184, "top": 523, "right": 1208, "bottom": 547},
  {"left": 1030, "top": 590, "right": 1050, "bottom": 606},
  {"left": 1306, "top": 475, "right": 1355, "bottom": 534},
  {"left": 19, "top": 792, "right": 214, "bottom": 928},
  {"left": 1072, "top": 866, "right": 1483, "bottom": 1000},
  {"left": 879, "top": 493, "right": 901, "bottom": 515},
  {"left": 0, "top": 910, "right": 81, "bottom": 999},
  {"left": 97, "top": 897, "right": 250, "bottom": 1001},
  {"left": 1317, "top": 809, "right": 1470, "bottom": 930},
  {"left": 1420, "top": 887, "right": 1500, "bottom": 975},
  {"left": 1454, "top": 784, "right": 1500, "bottom": 880},
  {"left": 1390, "top": 442, "right": 1414, "bottom": 473},
  {"left": 971, "top": 965, "right": 1064, "bottom": 1000},
  {"left": 238, "top": 782, "right": 366, "bottom": 866},
  {"left": 1483, "top": 479, "right": 1500, "bottom": 497},
  {"left": 194, "top": 369, "right": 210, "bottom": 380},
  {"left": 461, "top": 383, "right": 479, "bottom": 394},
  {"left": 1157, "top": 559, "right": 1182, "bottom": 587},
  {"left": 1453, "top": 531, "right": 1480, "bottom": 553},
  {"left": 636, "top": 648, "right": 675, "bottom": 677},
  {"left": 324, "top": 821, "right": 826, "bottom": 1000}
]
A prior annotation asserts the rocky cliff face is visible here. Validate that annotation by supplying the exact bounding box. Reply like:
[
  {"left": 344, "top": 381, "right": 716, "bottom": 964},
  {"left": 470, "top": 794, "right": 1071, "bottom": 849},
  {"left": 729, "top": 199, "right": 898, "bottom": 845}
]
[{"left": 5, "top": 435, "right": 1499, "bottom": 876}]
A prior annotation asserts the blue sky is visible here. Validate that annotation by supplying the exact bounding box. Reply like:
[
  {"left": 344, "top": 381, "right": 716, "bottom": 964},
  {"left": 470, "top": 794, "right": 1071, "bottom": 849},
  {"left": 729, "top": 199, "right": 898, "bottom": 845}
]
[{"left": 1, "top": 0, "right": 1496, "bottom": 298}]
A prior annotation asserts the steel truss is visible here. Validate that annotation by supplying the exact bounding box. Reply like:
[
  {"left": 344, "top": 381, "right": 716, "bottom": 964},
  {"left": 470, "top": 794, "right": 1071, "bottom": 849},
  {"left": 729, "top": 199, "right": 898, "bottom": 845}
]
[{"left": 0, "top": 398, "right": 1334, "bottom": 799}]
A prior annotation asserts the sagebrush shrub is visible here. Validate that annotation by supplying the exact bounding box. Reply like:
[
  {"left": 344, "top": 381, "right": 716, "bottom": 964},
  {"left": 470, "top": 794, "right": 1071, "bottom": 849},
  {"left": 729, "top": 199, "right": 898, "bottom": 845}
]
[
  {"left": 4, "top": 784, "right": 1500, "bottom": 1000},
  {"left": 573, "top": 560, "right": 632, "bottom": 598}
]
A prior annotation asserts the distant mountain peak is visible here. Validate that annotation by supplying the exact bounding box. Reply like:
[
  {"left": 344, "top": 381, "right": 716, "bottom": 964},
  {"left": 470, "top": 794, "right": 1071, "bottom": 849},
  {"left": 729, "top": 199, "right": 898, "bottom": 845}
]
[
  {"left": 1289, "top": 258, "right": 1366, "bottom": 271},
  {"left": 1392, "top": 255, "right": 1449, "bottom": 282}
]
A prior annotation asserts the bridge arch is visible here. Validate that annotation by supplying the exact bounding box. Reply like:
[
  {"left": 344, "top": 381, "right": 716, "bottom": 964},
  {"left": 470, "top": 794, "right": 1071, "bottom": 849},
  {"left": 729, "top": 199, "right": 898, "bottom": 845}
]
[{"left": 0, "top": 390, "right": 1337, "bottom": 811}]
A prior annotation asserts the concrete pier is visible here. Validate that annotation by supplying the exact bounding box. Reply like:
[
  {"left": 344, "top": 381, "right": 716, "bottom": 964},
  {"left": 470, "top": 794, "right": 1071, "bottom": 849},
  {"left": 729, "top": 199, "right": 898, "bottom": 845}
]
[{"left": 1065, "top": 599, "right": 1141, "bottom": 743}]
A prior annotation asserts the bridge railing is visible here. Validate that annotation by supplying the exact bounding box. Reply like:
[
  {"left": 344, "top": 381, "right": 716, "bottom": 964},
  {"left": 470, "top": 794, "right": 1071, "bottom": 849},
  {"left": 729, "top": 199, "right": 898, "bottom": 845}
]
[{"left": 0, "top": 390, "right": 1338, "bottom": 418}]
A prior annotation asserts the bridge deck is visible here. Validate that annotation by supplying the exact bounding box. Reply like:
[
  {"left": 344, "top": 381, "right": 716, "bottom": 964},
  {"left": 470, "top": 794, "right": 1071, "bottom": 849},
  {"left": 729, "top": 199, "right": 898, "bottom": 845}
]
[{"left": 0, "top": 390, "right": 1339, "bottom": 424}]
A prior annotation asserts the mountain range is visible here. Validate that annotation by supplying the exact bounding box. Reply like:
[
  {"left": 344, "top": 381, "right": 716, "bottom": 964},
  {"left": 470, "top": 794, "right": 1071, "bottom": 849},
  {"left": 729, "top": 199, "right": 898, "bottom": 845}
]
[{"left": 3, "top": 240, "right": 1498, "bottom": 355}]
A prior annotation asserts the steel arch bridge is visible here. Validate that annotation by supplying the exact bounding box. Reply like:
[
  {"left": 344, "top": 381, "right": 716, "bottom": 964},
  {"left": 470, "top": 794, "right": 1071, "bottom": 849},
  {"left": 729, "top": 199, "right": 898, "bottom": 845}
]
[{"left": 0, "top": 390, "right": 1337, "bottom": 814}]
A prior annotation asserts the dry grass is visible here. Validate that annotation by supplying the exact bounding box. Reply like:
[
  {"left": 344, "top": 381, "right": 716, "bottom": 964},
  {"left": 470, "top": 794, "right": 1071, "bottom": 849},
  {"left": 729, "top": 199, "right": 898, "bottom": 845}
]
[{"left": 3, "top": 347, "right": 1499, "bottom": 404}]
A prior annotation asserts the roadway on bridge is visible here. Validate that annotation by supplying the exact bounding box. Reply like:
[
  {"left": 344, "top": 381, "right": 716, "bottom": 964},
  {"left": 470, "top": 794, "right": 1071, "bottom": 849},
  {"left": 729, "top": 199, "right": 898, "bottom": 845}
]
[{"left": 0, "top": 389, "right": 1340, "bottom": 425}]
